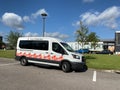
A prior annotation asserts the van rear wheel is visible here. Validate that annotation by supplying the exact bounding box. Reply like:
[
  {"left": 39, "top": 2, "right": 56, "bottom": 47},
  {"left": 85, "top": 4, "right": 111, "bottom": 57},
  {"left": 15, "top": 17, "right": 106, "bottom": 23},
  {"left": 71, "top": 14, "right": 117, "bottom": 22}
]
[
  {"left": 61, "top": 62, "right": 71, "bottom": 72},
  {"left": 20, "top": 57, "right": 28, "bottom": 66}
]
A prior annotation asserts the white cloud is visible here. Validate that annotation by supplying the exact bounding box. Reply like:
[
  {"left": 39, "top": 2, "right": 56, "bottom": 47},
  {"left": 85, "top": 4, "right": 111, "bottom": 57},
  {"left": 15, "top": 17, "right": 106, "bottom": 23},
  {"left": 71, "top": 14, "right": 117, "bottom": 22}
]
[
  {"left": 83, "top": 0, "right": 94, "bottom": 3},
  {"left": 32, "top": 8, "right": 48, "bottom": 19},
  {"left": 23, "top": 16, "right": 33, "bottom": 23},
  {"left": 1, "top": 8, "right": 48, "bottom": 30},
  {"left": 24, "top": 32, "right": 39, "bottom": 37},
  {"left": 23, "top": 8, "right": 48, "bottom": 23},
  {"left": 1, "top": 12, "right": 24, "bottom": 30},
  {"left": 80, "top": 6, "right": 120, "bottom": 29},
  {"left": 45, "top": 32, "right": 69, "bottom": 39},
  {"left": 24, "top": 32, "right": 68, "bottom": 39},
  {"left": 72, "top": 21, "right": 80, "bottom": 27}
]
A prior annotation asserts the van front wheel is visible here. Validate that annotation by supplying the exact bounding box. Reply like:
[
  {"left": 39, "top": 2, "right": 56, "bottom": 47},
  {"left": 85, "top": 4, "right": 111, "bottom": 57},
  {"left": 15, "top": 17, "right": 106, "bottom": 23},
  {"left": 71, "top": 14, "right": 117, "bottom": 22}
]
[
  {"left": 61, "top": 62, "right": 71, "bottom": 72},
  {"left": 20, "top": 57, "right": 28, "bottom": 66}
]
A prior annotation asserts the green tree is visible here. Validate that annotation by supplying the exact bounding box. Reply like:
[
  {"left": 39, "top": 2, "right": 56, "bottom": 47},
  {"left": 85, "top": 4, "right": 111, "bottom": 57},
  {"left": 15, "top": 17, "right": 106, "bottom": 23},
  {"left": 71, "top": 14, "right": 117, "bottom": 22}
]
[
  {"left": 87, "top": 32, "right": 100, "bottom": 50},
  {"left": 6, "top": 31, "right": 22, "bottom": 49},
  {"left": 0, "top": 40, "right": 2, "bottom": 49},
  {"left": 0, "top": 36, "right": 5, "bottom": 49},
  {"left": 76, "top": 21, "right": 89, "bottom": 48}
]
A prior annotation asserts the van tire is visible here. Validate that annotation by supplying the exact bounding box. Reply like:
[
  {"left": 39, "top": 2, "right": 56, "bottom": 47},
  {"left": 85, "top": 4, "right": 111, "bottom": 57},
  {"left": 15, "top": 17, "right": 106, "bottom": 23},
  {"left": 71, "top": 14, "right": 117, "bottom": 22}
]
[
  {"left": 82, "top": 65, "right": 88, "bottom": 72},
  {"left": 61, "top": 62, "right": 71, "bottom": 72},
  {"left": 20, "top": 57, "right": 28, "bottom": 66}
]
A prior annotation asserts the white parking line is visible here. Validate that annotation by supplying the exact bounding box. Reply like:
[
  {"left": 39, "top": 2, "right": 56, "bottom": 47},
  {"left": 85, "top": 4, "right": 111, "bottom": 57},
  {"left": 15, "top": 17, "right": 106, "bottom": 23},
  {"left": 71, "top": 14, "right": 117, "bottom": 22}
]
[
  {"left": 0, "top": 62, "right": 19, "bottom": 67},
  {"left": 93, "top": 71, "right": 97, "bottom": 82}
]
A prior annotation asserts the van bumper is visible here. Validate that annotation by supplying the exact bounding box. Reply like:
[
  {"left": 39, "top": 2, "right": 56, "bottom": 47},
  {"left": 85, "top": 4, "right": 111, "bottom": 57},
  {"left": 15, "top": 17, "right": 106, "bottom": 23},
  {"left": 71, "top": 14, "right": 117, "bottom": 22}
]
[{"left": 71, "top": 62, "right": 87, "bottom": 71}]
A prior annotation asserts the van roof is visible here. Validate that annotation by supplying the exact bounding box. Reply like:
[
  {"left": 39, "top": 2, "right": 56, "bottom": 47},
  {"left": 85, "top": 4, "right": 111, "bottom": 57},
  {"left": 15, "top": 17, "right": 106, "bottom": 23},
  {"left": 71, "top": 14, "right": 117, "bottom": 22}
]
[{"left": 18, "top": 37, "right": 64, "bottom": 42}]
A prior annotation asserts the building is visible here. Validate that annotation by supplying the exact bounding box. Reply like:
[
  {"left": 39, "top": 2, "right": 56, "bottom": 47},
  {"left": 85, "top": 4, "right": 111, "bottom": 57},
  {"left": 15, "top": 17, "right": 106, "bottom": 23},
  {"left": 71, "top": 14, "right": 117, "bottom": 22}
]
[
  {"left": 67, "top": 39, "right": 115, "bottom": 53},
  {"left": 68, "top": 31, "right": 120, "bottom": 54},
  {"left": 101, "top": 39, "right": 115, "bottom": 52},
  {"left": 67, "top": 41, "right": 103, "bottom": 51},
  {"left": 0, "top": 36, "right": 3, "bottom": 49},
  {"left": 115, "top": 31, "right": 120, "bottom": 54}
]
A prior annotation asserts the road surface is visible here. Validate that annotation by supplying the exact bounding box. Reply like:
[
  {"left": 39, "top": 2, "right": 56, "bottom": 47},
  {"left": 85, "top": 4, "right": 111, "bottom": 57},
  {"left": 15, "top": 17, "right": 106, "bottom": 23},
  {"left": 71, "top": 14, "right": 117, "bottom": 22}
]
[{"left": 0, "top": 58, "right": 120, "bottom": 90}]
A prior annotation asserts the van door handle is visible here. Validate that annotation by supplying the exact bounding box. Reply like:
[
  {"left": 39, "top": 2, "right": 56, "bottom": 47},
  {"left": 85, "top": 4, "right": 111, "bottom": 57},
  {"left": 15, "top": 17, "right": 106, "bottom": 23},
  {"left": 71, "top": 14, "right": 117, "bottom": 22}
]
[
  {"left": 45, "top": 52, "right": 48, "bottom": 54},
  {"left": 50, "top": 53, "right": 53, "bottom": 54}
]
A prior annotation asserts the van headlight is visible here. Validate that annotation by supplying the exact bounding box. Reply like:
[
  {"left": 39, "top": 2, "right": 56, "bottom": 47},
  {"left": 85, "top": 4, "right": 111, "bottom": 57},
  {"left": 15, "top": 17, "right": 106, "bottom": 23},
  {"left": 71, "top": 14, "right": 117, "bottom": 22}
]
[{"left": 72, "top": 54, "right": 80, "bottom": 59}]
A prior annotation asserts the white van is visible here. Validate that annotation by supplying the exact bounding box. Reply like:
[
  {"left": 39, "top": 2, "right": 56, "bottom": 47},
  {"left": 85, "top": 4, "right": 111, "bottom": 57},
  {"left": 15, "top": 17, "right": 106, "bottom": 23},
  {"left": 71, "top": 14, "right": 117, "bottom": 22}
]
[{"left": 15, "top": 37, "right": 87, "bottom": 72}]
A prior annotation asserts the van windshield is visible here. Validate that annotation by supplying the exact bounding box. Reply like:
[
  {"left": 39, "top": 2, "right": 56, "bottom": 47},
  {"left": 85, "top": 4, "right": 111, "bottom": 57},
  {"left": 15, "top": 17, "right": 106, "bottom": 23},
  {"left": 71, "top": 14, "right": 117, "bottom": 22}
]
[{"left": 61, "top": 42, "right": 74, "bottom": 52}]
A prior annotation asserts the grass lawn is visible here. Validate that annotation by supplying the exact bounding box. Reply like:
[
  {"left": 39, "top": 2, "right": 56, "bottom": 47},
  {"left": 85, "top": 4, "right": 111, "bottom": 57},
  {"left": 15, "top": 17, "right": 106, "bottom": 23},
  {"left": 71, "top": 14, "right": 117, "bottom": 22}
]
[
  {"left": 85, "top": 54, "right": 120, "bottom": 70},
  {"left": 0, "top": 50, "right": 15, "bottom": 59},
  {"left": 0, "top": 50, "right": 120, "bottom": 70}
]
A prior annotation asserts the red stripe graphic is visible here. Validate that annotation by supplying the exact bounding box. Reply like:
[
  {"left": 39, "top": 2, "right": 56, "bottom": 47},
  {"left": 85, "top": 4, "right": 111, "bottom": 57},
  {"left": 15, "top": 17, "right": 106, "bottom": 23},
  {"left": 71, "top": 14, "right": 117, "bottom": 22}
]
[{"left": 16, "top": 52, "right": 63, "bottom": 61}]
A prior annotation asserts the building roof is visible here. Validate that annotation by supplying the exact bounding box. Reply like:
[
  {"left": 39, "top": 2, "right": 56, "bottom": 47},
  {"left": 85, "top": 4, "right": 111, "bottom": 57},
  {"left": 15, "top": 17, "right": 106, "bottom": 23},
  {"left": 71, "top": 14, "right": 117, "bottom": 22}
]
[
  {"left": 116, "top": 31, "right": 120, "bottom": 33},
  {"left": 100, "top": 39, "right": 115, "bottom": 43}
]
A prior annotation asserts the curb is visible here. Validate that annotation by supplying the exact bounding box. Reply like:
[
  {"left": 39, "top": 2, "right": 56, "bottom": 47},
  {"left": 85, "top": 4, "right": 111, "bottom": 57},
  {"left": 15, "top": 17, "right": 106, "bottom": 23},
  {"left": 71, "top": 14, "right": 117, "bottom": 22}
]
[
  {"left": 115, "top": 70, "right": 120, "bottom": 74},
  {"left": 102, "top": 70, "right": 120, "bottom": 73},
  {"left": 0, "top": 57, "right": 15, "bottom": 61},
  {"left": 114, "top": 70, "right": 120, "bottom": 74},
  {"left": 98, "top": 69, "right": 120, "bottom": 74},
  {"left": 89, "top": 68, "right": 120, "bottom": 74}
]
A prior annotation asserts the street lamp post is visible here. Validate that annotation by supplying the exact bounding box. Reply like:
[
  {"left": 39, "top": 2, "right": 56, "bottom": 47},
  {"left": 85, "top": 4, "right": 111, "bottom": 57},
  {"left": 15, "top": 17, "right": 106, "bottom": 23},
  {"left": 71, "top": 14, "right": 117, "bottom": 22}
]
[{"left": 41, "top": 13, "right": 47, "bottom": 37}]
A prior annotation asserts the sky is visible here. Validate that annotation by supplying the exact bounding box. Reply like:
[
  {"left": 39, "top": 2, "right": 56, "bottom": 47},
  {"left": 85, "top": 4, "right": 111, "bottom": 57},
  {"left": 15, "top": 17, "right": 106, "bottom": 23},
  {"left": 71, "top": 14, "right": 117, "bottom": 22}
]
[{"left": 0, "top": 0, "right": 120, "bottom": 42}]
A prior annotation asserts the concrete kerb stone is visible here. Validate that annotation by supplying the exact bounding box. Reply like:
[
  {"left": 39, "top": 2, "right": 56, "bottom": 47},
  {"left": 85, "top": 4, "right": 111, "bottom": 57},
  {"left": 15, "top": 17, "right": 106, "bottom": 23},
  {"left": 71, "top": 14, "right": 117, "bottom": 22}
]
[
  {"left": 115, "top": 70, "right": 120, "bottom": 74},
  {"left": 0, "top": 57, "right": 15, "bottom": 61},
  {"left": 89, "top": 68, "right": 120, "bottom": 74},
  {"left": 97, "top": 69, "right": 120, "bottom": 74},
  {"left": 102, "top": 70, "right": 116, "bottom": 73}
]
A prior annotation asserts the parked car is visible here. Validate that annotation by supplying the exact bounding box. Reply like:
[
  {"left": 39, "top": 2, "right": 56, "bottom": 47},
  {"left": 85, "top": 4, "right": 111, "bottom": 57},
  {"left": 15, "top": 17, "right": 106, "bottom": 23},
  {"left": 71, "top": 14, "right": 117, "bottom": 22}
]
[
  {"left": 76, "top": 49, "right": 90, "bottom": 54},
  {"left": 96, "top": 50, "right": 113, "bottom": 55}
]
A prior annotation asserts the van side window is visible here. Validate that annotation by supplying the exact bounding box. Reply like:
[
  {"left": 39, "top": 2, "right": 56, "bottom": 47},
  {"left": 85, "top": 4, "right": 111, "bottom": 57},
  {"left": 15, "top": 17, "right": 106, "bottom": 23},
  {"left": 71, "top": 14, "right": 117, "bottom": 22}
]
[
  {"left": 19, "top": 40, "right": 48, "bottom": 50},
  {"left": 52, "top": 42, "right": 67, "bottom": 54}
]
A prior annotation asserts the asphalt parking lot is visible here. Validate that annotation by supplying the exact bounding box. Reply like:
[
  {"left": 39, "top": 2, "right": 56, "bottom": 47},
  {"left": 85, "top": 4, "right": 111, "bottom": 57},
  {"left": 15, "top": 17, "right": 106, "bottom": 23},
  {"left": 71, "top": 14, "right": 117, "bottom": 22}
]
[{"left": 0, "top": 58, "right": 120, "bottom": 90}]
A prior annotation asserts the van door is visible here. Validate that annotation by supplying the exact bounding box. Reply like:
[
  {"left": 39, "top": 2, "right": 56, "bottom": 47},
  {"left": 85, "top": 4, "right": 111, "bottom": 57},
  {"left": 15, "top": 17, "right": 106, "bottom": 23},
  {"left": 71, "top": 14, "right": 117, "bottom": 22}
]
[{"left": 51, "top": 42, "right": 67, "bottom": 62}]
